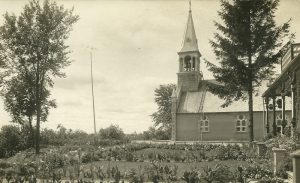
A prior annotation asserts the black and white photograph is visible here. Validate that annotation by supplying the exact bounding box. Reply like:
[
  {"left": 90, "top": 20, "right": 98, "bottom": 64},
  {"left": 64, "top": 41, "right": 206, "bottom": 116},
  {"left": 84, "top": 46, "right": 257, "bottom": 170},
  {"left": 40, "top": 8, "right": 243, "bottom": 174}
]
[{"left": 0, "top": 0, "right": 300, "bottom": 182}]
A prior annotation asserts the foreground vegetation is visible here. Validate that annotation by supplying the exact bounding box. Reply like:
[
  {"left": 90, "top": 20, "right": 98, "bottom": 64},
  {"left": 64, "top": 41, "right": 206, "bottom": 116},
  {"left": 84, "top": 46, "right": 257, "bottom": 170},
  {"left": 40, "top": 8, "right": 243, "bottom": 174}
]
[
  {"left": 0, "top": 129, "right": 297, "bottom": 182},
  {"left": 0, "top": 143, "right": 277, "bottom": 183}
]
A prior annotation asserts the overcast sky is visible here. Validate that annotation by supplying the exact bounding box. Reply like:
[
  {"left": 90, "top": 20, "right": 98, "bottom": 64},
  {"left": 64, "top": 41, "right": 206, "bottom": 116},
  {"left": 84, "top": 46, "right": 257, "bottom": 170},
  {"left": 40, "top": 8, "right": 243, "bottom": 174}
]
[{"left": 0, "top": 0, "right": 300, "bottom": 134}]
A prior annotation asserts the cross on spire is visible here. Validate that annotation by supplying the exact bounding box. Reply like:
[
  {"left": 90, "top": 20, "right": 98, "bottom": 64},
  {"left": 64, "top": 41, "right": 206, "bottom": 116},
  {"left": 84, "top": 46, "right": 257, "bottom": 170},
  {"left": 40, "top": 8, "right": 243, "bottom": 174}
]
[{"left": 189, "top": 0, "right": 191, "bottom": 12}]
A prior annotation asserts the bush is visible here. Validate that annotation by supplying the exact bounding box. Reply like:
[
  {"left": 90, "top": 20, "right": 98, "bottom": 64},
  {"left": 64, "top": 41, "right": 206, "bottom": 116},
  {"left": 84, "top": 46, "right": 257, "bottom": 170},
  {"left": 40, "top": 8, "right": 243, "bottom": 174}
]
[
  {"left": 259, "top": 177, "right": 284, "bottom": 183},
  {"left": 181, "top": 169, "right": 199, "bottom": 183},
  {"left": 241, "top": 163, "right": 273, "bottom": 180},
  {"left": 126, "top": 168, "right": 144, "bottom": 183},
  {"left": 0, "top": 125, "right": 28, "bottom": 158},
  {"left": 98, "top": 125, "right": 125, "bottom": 141},
  {"left": 41, "top": 125, "right": 92, "bottom": 146},
  {"left": 199, "top": 164, "right": 234, "bottom": 183},
  {"left": 264, "top": 136, "right": 297, "bottom": 152}
]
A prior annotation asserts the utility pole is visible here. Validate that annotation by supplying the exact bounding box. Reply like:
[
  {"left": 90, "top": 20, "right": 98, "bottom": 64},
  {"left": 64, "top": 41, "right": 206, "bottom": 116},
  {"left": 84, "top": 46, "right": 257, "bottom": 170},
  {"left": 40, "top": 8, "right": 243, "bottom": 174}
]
[
  {"left": 87, "top": 46, "right": 97, "bottom": 141},
  {"left": 90, "top": 51, "right": 96, "bottom": 135}
]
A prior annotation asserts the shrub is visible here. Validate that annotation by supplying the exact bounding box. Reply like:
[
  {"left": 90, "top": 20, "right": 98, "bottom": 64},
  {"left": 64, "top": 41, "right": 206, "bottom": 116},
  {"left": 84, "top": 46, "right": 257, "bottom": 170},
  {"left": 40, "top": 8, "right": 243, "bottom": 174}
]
[
  {"left": 98, "top": 125, "right": 125, "bottom": 141},
  {"left": 264, "top": 136, "right": 297, "bottom": 152},
  {"left": 241, "top": 163, "right": 273, "bottom": 180},
  {"left": 0, "top": 125, "right": 24, "bottom": 158},
  {"left": 259, "top": 177, "right": 284, "bottom": 183},
  {"left": 199, "top": 164, "right": 234, "bottom": 183},
  {"left": 81, "top": 152, "right": 96, "bottom": 163},
  {"left": 126, "top": 168, "right": 144, "bottom": 183},
  {"left": 181, "top": 169, "right": 199, "bottom": 183}
]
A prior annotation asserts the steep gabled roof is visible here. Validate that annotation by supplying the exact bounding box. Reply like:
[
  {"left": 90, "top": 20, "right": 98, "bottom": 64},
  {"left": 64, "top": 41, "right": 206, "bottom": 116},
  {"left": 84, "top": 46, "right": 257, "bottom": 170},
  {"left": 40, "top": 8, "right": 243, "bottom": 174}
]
[{"left": 177, "top": 80, "right": 292, "bottom": 113}]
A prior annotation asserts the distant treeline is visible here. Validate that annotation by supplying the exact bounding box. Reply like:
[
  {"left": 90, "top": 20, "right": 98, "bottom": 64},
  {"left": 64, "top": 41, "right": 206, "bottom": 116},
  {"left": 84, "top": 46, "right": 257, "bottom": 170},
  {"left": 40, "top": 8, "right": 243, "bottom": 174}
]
[{"left": 0, "top": 124, "right": 168, "bottom": 158}]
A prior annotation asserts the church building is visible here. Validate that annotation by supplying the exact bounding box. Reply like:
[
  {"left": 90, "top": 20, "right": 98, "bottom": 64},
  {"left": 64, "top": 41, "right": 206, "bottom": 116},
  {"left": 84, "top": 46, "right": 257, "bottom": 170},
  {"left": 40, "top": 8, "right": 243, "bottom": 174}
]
[{"left": 170, "top": 6, "right": 292, "bottom": 142}]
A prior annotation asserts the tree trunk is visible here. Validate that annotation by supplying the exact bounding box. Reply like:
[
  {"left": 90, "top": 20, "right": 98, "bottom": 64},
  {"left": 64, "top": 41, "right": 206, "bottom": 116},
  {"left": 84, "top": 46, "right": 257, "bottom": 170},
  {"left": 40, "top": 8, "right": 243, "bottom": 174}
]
[
  {"left": 248, "top": 88, "right": 254, "bottom": 142},
  {"left": 246, "top": 0, "right": 254, "bottom": 142},
  {"left": 28, "top": 116, "right": 35, "bottom": 148},
  {"left": 35, "top": 94, "right": 41, "bottom": 154},
  {"left": 35, "top": 60, "right": 41, "bottom": 154}
]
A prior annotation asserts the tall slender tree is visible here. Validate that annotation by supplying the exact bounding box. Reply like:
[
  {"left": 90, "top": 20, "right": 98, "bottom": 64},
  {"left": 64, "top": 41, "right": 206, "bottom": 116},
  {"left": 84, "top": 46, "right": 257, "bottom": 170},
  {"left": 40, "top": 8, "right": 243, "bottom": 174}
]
[
  {"left": 151, "top": 84, "right": 175, "bottom": 139},
  {"left": 0, "top": 0, "right": 78, "bottom": 153},
  {"left": 206, "top": 0, "right": 290, "bottom": 142}
]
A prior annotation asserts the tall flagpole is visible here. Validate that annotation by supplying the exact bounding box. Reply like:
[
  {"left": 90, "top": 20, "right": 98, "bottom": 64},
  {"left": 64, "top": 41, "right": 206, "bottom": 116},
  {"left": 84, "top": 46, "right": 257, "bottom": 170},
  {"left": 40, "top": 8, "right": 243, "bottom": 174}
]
[{"left": 90, "top": 51, "right": 96, "bottom": 135}]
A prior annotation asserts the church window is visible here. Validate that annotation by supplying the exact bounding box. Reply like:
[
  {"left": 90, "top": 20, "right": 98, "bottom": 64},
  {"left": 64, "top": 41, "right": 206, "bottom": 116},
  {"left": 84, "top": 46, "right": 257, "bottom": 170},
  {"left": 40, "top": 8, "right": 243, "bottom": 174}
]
[
  {"left": 236, "top": 115, "right": 247, "bottom": 132},
  {"left": 199, "top": 115, "right": 209, "bottom": 132}
]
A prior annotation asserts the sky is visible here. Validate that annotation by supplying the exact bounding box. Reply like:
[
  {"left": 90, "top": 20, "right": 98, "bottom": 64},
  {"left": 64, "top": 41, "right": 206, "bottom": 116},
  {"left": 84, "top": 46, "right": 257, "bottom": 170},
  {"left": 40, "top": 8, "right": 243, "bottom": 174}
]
[{"left": 0, "top": 0, "right": 300, "bottom": 134}]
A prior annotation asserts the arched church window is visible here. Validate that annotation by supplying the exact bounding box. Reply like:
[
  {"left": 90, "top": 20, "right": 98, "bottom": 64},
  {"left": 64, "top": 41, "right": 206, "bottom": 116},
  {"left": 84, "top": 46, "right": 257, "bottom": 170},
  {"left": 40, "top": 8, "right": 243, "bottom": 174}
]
[
  {"left": 199, "top": 115, "right": 209, "bottom": 132},
  {"left": 184, "top": 55, "right": 191, "bottom": 71},
  {"left": 236, "top": 115, "right": 247, "bottom": 132}
]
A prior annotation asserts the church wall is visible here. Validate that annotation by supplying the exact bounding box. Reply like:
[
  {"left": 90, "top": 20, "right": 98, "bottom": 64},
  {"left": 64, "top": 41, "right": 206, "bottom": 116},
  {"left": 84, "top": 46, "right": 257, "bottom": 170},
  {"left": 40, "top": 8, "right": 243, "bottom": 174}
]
[{"left": 176, "top": 111, "right": 292, "bottom": 141}]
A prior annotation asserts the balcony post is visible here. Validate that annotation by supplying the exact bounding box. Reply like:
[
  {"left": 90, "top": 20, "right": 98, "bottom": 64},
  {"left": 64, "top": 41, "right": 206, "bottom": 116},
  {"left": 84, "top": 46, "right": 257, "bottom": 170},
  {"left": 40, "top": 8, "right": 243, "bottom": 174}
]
[
  {"left": 265, "top": 97, "right": 270, "bottom": 134},
  {"left": 281, "top": 84, "right": 286, "bottom": 134},
  {"left": 272, "top": 96, "right": 277, "bottom": 136}
]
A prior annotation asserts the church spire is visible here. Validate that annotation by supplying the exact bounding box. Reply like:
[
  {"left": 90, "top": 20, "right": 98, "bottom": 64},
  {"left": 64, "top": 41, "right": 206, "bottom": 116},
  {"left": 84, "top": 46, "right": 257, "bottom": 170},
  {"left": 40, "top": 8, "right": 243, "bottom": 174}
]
[{"left": 179, "top": 1, "right": 199, "bottom": 53}]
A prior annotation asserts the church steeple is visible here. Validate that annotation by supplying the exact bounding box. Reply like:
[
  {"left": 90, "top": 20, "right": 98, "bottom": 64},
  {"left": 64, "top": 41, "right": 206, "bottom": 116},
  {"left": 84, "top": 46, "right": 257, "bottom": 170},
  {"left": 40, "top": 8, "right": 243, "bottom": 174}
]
[
  {"left": 177, "top": 1, "right": 202, "bottom": 92},
  {"left": 179, "top": 1, "right": 199, "bottom": 53}
]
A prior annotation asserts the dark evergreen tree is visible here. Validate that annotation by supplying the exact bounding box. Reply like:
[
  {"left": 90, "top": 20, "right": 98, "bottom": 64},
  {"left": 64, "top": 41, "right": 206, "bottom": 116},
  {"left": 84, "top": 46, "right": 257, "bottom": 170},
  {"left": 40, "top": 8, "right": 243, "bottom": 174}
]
[{"left": 206, "top": 0, "right": 290, "bottom": 141}]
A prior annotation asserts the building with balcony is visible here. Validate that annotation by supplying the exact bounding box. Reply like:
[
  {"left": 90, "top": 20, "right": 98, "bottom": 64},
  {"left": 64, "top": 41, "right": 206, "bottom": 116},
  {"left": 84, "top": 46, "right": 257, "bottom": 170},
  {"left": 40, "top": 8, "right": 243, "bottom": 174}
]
[{"left": 262, "top": 43, "right": 300, "bottom": 137}]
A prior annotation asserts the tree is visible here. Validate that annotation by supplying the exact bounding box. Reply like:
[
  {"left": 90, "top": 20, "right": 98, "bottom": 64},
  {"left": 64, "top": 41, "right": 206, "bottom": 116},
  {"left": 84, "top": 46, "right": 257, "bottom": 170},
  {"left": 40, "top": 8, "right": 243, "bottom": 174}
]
[
  {"left": 98, "top": 124, "right": 125, "bottom": 140},
  {"left": 2, "top": 74, "right": 56, "bottom": 147},
  {"left": 206, "top": 0, "right": 290, "bottom": 142},
  {"left": 0, "top": 0, "right": 79, "bottom": 153},
  {"left": 151, "top": 84, "right": 175, "bottom": 139}
]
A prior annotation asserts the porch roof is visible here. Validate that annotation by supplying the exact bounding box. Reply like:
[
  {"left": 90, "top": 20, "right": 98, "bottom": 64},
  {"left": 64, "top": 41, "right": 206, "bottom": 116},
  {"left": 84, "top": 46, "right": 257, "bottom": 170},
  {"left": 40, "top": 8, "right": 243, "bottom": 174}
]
[{"left": 262, "top": 54, "right": 300, "bottom": 97}]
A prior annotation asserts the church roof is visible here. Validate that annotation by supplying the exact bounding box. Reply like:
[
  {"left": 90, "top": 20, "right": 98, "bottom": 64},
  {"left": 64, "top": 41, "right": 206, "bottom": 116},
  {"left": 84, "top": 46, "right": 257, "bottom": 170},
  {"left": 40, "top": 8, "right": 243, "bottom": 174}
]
[
  {"left": 177, "top": 80, "right": 292, "bottom": 113},
  {"left": 179, "top": 9, "right": 199, "bottom": 53}
]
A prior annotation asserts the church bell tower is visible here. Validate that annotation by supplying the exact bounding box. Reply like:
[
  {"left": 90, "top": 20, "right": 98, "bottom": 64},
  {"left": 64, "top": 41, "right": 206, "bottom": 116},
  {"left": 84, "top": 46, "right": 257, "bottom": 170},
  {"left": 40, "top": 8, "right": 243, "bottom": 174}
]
[{"left": 177, "top": 3, "right": 202, "bottom": 92}]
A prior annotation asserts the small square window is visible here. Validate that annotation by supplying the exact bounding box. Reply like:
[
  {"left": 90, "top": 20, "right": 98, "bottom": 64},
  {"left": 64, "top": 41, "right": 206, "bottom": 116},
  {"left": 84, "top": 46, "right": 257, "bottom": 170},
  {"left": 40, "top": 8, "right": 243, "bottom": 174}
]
[{"left": 236, "top": 127, "right": 240, "bottom": 131}]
